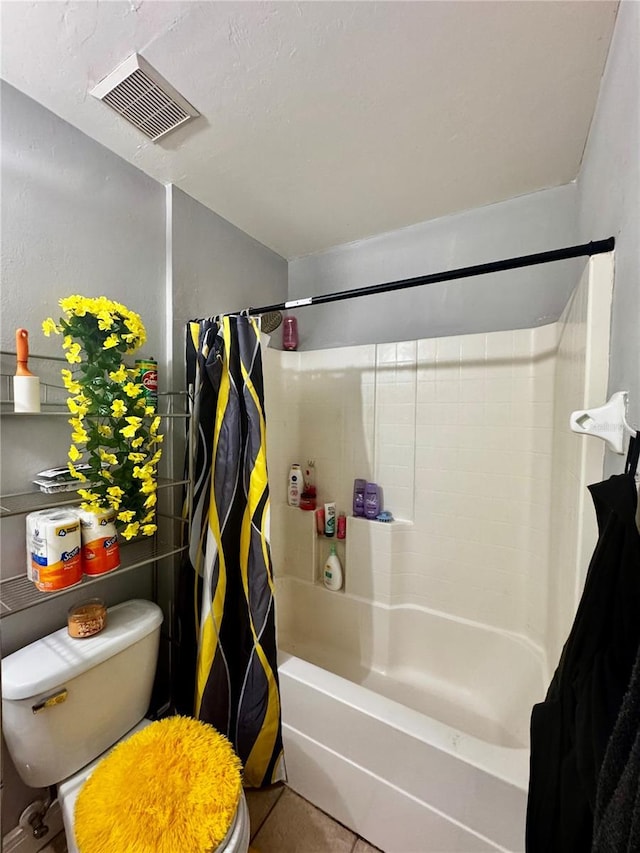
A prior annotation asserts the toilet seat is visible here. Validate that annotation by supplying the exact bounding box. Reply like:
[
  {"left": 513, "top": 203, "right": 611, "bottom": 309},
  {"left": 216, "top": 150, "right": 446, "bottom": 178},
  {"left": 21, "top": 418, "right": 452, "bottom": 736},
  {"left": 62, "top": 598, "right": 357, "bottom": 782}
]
[{"left": 58, "top": 718, "right": 250, "bottom": 853}]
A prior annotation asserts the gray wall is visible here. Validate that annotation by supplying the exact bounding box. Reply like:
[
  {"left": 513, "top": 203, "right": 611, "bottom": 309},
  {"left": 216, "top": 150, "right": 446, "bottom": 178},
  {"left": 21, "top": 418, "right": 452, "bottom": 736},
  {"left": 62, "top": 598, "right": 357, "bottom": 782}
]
[
  {"left": 0, "top": 82, "right": 166, "bottom": 834},
  {"left": 288, "top": 183, "right": 581, "bottom": 350},
  {"left": 577, "top": 0, "right": 640, "bottom": 471},
  {"left": 169, "top": 185, "right": 288, "bottom": 393},
  {"left": 0, "top": 88, "right": 287, "bottom": 835},
  {"left": 0, "top": 81, "right": 166, "bottom": 362}
]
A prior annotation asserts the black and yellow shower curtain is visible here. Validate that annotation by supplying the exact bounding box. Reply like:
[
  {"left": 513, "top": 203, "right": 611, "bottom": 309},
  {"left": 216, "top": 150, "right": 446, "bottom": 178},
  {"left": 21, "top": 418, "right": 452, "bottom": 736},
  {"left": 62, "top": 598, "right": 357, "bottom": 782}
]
[{"left": 177, "top": 315, "right": 284, "bottom": 787}]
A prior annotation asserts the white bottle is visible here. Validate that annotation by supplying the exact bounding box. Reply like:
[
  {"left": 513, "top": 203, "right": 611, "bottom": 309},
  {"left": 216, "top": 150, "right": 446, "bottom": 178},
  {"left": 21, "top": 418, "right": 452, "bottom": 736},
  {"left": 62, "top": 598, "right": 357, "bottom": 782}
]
[
  {"left": 323, "top": 544, "right": 343, "bottom": 591},
  {"left": 288, "top": 463, "right": 302, "bottom": 507}
]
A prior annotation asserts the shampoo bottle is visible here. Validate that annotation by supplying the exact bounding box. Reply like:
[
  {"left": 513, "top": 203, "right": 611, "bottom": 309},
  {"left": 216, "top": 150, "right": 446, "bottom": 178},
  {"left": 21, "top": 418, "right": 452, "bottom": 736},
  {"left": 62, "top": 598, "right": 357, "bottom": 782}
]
[
  {"left": 323, "top": 544, "right": 343, "bottom": 591},
  {"left": 365, "top": 483, "right": 380, "bottom": 519}
]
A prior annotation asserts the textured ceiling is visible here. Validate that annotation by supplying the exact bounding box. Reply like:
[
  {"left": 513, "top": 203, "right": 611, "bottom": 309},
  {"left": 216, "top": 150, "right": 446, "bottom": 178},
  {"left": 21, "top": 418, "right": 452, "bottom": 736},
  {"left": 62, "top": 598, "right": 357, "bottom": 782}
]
[{"left": 1, "top": 1, "right": 617, "bottom": 258}]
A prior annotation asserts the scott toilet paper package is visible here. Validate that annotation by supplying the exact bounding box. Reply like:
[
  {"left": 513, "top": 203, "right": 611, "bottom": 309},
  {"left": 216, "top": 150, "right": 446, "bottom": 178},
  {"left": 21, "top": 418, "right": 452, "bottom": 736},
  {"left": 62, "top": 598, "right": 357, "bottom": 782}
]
[
  {"left": 77, "top": 508, "right": 120, "bottom": 576},
  {"left": 26, "top": 509, "right": 82, "bottom": 592}
]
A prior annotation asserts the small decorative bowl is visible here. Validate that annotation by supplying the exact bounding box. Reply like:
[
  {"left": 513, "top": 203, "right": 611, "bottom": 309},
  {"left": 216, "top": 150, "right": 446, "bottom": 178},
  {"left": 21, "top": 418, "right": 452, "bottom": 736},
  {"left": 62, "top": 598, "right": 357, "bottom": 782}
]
[{"left": 67, "top": 598, "right": 107, "bottom": 639}]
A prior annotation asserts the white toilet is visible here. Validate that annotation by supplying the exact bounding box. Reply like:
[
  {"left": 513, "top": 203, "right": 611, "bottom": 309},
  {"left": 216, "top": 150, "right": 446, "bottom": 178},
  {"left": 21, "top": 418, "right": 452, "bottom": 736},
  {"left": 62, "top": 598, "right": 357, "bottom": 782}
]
[{"left": 2, "top": 599, "right": 250, "bottom": 853}]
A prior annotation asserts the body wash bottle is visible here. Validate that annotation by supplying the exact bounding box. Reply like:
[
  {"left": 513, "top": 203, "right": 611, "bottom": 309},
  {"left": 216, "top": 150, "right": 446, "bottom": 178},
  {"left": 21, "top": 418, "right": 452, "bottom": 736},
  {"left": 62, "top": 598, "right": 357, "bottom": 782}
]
[{"left": 323, "top": 544, "right": 344, "bottom": 591}]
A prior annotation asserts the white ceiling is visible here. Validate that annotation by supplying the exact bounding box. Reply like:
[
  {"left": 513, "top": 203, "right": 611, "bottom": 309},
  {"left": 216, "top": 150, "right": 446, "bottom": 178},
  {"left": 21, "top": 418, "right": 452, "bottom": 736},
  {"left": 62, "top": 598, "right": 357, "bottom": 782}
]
[{"left": 1, "top": 1, "right": 617, "bottom": 259}]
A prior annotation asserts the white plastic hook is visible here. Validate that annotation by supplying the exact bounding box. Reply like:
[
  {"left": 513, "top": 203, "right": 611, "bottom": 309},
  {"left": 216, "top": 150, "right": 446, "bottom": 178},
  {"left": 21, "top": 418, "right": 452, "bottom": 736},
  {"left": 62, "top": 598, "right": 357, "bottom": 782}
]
[{"left": 569, "top": 391, "right": 637, "bottom": 454}]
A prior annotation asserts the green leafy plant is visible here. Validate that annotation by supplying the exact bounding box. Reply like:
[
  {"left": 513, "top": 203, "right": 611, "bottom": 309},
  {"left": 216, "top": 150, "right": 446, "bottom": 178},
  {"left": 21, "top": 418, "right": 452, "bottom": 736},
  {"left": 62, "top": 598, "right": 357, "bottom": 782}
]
[{"left": 43, "top": 296, "right": 162, "bottom": 539}]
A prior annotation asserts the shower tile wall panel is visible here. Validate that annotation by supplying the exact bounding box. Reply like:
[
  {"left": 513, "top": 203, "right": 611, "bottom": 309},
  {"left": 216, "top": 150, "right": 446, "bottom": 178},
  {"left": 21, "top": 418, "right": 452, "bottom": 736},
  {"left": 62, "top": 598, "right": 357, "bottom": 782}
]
[
  {"left": 265, "top": 325, "right": 557, "bottom": 634},
  {"left": 542, "top": 257, "right": 611, "bottom": 668}
]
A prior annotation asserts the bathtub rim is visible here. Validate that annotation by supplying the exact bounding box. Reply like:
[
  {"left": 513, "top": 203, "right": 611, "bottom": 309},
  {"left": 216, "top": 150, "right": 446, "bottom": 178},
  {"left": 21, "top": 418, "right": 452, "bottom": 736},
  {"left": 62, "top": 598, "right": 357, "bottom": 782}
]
[{"left": 278, "top": 650, "right": 531, "bottom": 791}]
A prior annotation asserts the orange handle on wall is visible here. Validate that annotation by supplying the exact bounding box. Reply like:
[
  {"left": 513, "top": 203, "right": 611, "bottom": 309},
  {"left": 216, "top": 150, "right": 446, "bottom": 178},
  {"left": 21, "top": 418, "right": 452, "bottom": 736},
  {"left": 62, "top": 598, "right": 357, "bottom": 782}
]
[{"left": 15, "top": 328, "right": 35, "bottom": 377}]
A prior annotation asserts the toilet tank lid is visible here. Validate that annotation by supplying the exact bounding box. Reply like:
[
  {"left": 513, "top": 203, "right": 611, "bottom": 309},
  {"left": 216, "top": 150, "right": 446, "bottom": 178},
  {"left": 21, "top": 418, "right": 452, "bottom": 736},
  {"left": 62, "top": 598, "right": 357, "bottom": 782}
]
[{"left": 1, "top": 600, "right": 163, "bottom": 701}]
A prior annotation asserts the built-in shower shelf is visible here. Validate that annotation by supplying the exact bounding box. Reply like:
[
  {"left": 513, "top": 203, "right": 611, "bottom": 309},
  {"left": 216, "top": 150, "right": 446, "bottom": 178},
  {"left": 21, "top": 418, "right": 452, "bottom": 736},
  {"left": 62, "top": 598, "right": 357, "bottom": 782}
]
[{"left": 0, "top": 538, "right": 187, "bottom": 616}]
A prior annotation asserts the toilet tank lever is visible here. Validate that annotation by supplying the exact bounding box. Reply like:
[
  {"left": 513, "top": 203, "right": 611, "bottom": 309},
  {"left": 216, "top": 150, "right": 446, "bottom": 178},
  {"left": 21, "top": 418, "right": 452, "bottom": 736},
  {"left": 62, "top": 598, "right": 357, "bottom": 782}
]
[{"left": 32, "top": 688, "right": 68, "bottom": 714}]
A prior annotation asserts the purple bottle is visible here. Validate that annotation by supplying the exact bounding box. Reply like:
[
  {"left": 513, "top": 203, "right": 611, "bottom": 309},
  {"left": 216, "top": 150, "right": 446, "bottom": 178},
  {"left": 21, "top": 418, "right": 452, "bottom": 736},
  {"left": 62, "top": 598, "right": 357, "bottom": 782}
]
[
  {"left": 353, "top": 479, "right": 366, "bottom": 516},
  {"left": 364, "top": 483, "right": 380, "bottom": 519}
]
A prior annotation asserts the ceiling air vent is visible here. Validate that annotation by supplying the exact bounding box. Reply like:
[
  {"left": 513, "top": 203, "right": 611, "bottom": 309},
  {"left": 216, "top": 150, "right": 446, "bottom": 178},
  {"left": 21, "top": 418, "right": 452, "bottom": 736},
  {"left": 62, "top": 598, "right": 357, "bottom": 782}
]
[{"left": 90, "top": 53, "right": 199, "bottom": 142}]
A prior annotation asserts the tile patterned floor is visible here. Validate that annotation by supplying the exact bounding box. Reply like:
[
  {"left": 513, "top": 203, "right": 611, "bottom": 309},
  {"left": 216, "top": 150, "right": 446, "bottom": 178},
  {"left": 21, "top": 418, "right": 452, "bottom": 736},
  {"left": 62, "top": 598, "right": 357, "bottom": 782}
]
[
  {"left": 40, "top": 786, "right": 382, "bottom": 853},
  {"left": 247, "top": 786, "right": 383, "bottom": 853}
]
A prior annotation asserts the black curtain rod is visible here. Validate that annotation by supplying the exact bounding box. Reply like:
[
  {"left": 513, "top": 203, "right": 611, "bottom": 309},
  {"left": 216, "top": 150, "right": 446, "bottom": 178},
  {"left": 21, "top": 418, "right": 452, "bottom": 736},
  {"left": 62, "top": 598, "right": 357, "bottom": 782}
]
[{"left": 243, "top": 237, "right": 614, "bottom": 317}]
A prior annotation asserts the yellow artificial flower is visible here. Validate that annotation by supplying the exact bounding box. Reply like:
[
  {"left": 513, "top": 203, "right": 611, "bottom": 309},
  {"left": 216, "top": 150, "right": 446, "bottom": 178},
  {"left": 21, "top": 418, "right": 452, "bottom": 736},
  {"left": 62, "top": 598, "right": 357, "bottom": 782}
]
[
  {"left": 68, "top": 444, "right": 82, "bottom": 462},
  {"left": 141, "top": 524, "right": 157, "bottom": 537},
  {"left": 108, "top": 365, "right": 128, "bottom": 383},
  {"left": 150, "top": 416, "right": 161, "bottom": 434},
  {"left": 81, "top": 501, "right": 104, "bottom": 514},
  {"left": 98, "top": 449, "right": 118, "bottom": 466},
  {"left": 122, "top": 522, "right": 140, "bottom": 540},
  {"left": 131, "top": 436, "right": 145, "bottom": 448},
  {"left": 103, "top": 333, "right": 120, "bottom": 350},
  {"left": 42, "top": 318, "right": 60, "bottom": 337},
  {"left": 68, "top": 462, "right": 87, "bottom": 482},
  {"left": 107, "top": 486, "right": 124, "bottom": 500},
  {"left": 78, "top": 489, "right": 100, "bottom": 503},
  {"left": 62, "top": 369, "right": 82, "bottom": 394},
  {"left": 60, "top": 295, "right": 88, "bottom": 316},
  {"left": 140, "top": 478, "right": 157, "bottom": 495},
  {"left": 99, "top": 469, "right": 113, "bottom": 481},
  {"left": 62, "top": 335, "right": 73, "bottom": 350},
  {"left": 120, "top": 423, "right": 138, "bottom": 439},
  {"left": 144, "top": 492, "right": 157, "bottom": 508},
  {"left": 97, "top": 311, "right": 114, "bottom": 331},
  {"left": 97, "top": 424, "right": 113, "bottom": 438},
  {"left": 111, "top": 399, "right": 126, "bottom": 417},
  {"left": 123, "top": 382, "right": 142, "bottom": 398},
  {"left": 117, "top": 509, "right": 136, "bottom": 522},
  {"left": 71, "top": 428, "right": 89, "bottom": 445},
  {"left": 67, "top": 394, "right": 89, "bottom": 416},
  {"left": 144, "top": 406, "right": 155, "bottom": 416},
  {"left": 128, "top": 452, "right": 146, "bottom": 464},
  {"left": 65, "top": 343, "right": 82, "bottom": 364}
]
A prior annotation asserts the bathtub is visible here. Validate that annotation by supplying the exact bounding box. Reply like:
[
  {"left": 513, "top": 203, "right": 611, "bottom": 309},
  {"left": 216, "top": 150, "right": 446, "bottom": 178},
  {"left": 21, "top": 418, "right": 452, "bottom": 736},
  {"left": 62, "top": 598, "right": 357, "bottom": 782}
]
[{"left": 276, "top": 577, "right": 547, "bottom": 853}]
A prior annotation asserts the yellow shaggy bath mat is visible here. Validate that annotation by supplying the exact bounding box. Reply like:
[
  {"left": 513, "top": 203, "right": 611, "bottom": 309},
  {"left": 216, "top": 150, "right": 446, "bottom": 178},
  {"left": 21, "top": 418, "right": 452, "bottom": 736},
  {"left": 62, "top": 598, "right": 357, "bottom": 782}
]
[{"left": 74, "top": 716, "right": 243, "bottom": 853}]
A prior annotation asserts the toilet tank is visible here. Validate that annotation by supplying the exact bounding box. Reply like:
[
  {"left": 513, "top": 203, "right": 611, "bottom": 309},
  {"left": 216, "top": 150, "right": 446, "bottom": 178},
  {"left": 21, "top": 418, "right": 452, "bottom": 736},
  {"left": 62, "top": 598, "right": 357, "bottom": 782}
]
[{"left": 1, "top": 599, "right": 163, "bottom": 788}]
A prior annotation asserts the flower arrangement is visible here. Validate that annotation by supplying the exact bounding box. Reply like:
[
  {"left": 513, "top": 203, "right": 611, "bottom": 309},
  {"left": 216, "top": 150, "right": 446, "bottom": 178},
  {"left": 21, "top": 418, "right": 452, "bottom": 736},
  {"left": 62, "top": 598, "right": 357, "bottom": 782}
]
[{"left": 43, "top": 296, "right": 163, "bottom": 540}]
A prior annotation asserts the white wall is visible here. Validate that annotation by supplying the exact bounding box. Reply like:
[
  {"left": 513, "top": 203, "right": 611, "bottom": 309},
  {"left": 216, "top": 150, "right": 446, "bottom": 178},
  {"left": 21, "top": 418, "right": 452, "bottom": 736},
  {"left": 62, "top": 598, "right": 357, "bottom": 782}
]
[{"left": 578, "top": 0, "right": 640, "bottom": 467}]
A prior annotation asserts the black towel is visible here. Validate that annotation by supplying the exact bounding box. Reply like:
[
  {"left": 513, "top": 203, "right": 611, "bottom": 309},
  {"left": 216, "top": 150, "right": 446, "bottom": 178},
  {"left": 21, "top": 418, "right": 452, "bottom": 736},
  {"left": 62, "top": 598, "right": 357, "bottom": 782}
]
[{"left": 592, "top": 639, "right": 640, "bottom": 852}]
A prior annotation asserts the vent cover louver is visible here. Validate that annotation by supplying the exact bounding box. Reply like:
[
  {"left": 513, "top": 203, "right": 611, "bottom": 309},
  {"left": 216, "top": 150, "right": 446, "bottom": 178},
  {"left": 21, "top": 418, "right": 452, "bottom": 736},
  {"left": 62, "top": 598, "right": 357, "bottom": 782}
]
[{"left": 90, "top": 54, "right": 199, "bottom": 142}]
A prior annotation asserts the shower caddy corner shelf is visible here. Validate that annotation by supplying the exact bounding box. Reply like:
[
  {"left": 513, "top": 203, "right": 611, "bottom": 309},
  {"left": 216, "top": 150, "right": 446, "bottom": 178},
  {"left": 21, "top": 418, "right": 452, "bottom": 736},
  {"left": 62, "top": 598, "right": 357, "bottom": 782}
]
[{"left": 0, "top": 360, "right": 192, "bottom": 617}]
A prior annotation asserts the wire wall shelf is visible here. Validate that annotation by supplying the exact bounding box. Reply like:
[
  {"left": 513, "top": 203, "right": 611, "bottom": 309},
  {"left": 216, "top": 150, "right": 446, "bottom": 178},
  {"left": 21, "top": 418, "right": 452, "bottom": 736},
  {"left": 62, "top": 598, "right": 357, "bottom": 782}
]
[{"left": 0, "top": 539, "right": 187, "bottom": 617}]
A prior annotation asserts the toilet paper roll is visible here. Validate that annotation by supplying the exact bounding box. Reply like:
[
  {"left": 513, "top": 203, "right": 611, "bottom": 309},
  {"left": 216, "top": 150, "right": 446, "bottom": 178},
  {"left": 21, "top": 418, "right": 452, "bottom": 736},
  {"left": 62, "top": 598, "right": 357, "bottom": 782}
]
[
  {"left": 27, "top": 509, "right": 82, "bottom": 592},
  {"left": 76, "top": 508, "right": 120, "bottom": 576}
]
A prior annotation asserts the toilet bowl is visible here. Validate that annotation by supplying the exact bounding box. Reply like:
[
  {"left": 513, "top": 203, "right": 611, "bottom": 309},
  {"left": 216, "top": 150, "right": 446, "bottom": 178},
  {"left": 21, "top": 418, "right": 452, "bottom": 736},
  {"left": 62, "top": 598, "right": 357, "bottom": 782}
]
[{"left": 2, "top": 600, "right": 250, "bottom": 853}]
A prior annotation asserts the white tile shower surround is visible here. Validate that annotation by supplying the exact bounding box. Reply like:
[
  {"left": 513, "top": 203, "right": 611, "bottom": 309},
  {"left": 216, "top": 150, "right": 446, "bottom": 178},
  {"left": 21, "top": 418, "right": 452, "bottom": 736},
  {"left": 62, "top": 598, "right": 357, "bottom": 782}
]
[
  {"left": 266, "top": 254, "right": 613, "bottom": 653},
  {"left": 266, "top": 323, "right": 559, "bottom": 637},
  {"left": 264, "top": 254, "right": 614, "bottom": 852}
]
